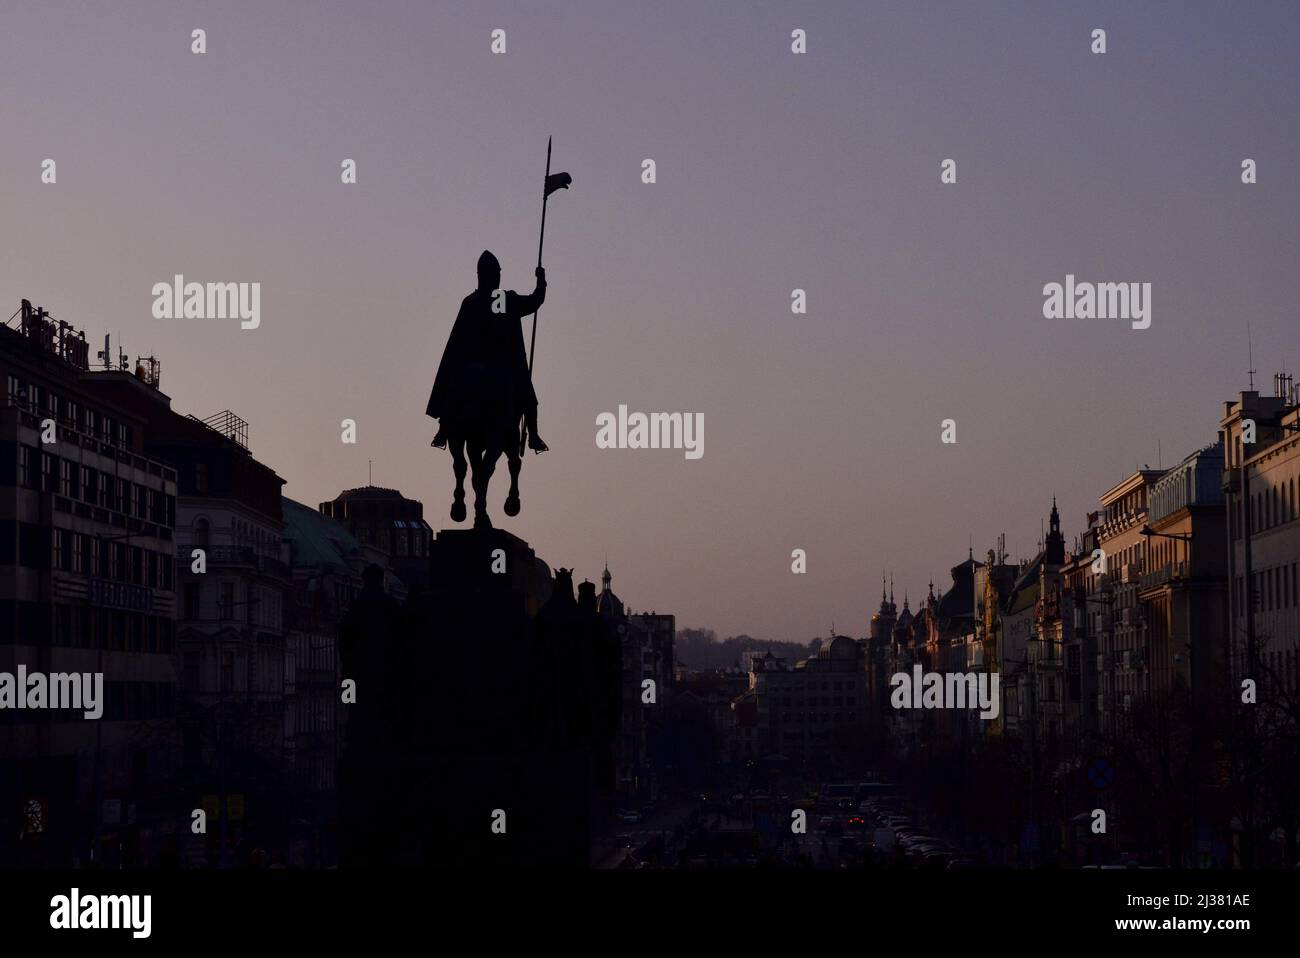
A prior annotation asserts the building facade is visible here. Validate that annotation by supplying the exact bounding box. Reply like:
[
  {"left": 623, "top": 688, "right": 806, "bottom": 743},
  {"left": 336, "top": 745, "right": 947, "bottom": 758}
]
[
  {"left": 1, "top": 301, "right": 180, "bottom": 866},
  {"left": 318, "top": 486, "right": 432, "bottom": 594},
  {"left": 1138, "top": 441, "right": 1228, "bottom": 705},
  {"left": 1219, "top": 381, "right": 1300, "bottom": 695}
]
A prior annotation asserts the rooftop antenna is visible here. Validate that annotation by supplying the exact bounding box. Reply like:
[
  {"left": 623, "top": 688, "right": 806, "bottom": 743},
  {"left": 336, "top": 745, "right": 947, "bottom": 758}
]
[
  {"left": 368, "top": 459, "right": 373, "bottom": 486},
  {"left": 1247, "top": 321, "right": 1256, "bottom": 390},
  {"left": 1158, "top": 439, "right": 1162, "bottom": 469}
]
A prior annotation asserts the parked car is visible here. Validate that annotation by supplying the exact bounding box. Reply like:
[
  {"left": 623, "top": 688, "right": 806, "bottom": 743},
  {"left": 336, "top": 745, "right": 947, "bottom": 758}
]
[
  {"left": 901, "top": 835, "right": 944, "bottom": 850},
  {"left": 907, "top": 842, "right": 946, "bottom": 856},
  {"left": 847, "top": 815, "right": 867, "bottom": 830},
  {"left": 622, "top": 810, "right": 643, "bottom": 824}
]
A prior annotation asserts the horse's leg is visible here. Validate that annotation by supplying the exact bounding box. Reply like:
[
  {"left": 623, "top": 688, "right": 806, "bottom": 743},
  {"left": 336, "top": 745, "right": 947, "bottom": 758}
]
[
  {"left": 473, "top": 441, "right": 503, "bottom": 530},
  {"left": 468, "top": 441, "right": 492, "bottom": 529},
  {"left": 504, "top": 433, "right": 522, "bottom": 517},
  {"left": 449, "top": 437, "right": 467, "bottom": 523}
]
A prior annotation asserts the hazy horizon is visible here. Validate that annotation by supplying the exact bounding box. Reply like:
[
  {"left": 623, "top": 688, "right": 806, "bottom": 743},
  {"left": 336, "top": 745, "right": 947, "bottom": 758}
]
[{"left": 3, "top": 1, "right": 1296, "bottom": 639}]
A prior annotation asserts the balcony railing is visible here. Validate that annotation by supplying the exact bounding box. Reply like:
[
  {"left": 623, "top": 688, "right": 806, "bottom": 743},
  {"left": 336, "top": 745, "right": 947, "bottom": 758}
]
[
  {"left": 1139, "top": 560, "right": 1188, "bottom": 591},
  {"left": 176, "top": 544, "right": 290, "bottom": 578}
]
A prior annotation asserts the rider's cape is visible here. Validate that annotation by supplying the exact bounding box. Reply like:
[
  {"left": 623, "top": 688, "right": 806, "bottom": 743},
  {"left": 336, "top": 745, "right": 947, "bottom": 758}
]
[{"left": 426, "top": 287, "right": 542, "bottom": 428}]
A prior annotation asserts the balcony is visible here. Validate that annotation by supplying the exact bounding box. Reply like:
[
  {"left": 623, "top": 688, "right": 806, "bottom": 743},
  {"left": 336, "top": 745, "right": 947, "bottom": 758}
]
[
  {"left": 1118, "top": 607, "right": 1144, "bottom": 629},
  {"left": 2, "top": 403, "right": 178, "bottom": 482},
  {"left": 176, "top": 544, "right": 290, "bottom": 578},
  {"left": 1140, "top": 560, "right": 1188, "bottom": 591}
]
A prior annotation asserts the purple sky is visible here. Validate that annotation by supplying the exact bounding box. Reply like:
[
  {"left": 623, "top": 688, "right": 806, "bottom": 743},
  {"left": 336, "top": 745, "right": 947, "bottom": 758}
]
[{"left": 3, "top": 1, "right": 1297, "bottom": 639}]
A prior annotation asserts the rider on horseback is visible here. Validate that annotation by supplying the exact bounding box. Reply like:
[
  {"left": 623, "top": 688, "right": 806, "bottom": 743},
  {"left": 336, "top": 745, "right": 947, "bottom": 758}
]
[{"left": 427, "top": 249, "right": 548, "bottom": 453}]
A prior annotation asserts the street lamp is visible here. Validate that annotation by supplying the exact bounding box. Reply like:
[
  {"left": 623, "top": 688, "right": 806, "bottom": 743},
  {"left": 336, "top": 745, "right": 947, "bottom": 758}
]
[{"left": 1140, "top": 525, "right": 1191, "bottom": 543}]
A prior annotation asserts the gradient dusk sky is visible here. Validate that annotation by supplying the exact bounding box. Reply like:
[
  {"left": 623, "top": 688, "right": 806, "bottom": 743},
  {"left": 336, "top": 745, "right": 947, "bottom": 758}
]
[{"left": 2, "top": 1, "right": 1297, "bottom": 640}]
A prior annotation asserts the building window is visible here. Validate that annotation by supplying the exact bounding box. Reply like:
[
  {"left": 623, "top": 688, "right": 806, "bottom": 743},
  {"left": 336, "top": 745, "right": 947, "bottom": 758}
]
[
  {"left": 59, "top": 459, "right": 74, "bottom": 498},
  {"left": 72, "top": 534, "right": 84, "bottom": 574},
  {"left": 184, "top": 652, "right": 200, "bottom": 690},
  {"left": 220, "top": 582, "right": 234, "bottom": 620},
  {"left": 18, "top": 445, "right": 36, "bottom": 488},
  {"left": 220, "top": 652, "right": 234, "bottom": 692},
  {"left": 184, "top": 583, "right": 201, "bottom": 620}
]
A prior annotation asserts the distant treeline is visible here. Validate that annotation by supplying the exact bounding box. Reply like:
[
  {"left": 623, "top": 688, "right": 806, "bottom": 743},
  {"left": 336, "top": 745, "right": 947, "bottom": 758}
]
[{"left": 675, "top": 628, "right": 822, "bottom": 672}]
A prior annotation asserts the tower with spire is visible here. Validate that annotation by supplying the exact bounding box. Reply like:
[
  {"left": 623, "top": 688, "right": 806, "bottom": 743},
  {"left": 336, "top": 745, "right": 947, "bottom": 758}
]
[
  {"left": 869, "top": 574, "right": 897, "bottom": 642},
  {"left": 1045, "top": 496, "right": 1065, "bottom": 565},
  {"left": 597, "top": 560, "right": 624, "bottom": 620}
]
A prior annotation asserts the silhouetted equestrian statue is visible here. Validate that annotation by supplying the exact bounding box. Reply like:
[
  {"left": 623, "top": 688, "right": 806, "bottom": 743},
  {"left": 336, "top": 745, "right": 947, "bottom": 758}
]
[
  {"left": 427, "top": 251, "right": 548, "bottom": 527},
  {"left": 425, "top": 138, "right": 571, "bottom": 529}
]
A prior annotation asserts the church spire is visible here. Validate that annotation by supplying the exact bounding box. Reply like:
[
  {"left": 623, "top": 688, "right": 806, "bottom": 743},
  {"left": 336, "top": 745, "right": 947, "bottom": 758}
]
[{"left": 1046, "top": 496, "right": 1065, "bottom": 564}]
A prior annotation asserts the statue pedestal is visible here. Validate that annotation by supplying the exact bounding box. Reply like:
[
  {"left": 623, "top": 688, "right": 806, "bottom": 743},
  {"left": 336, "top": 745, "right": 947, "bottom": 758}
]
[{"left": 428, "top": 528, "right": 552, "bottom": 617}]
